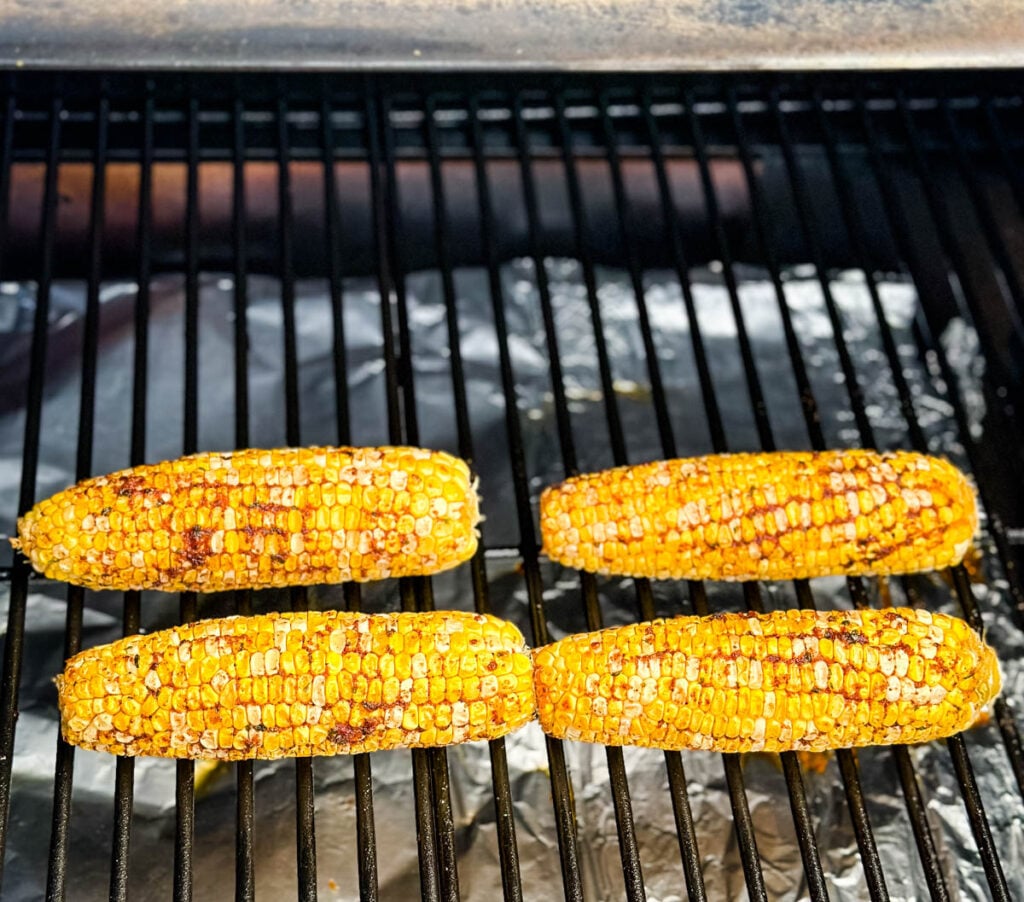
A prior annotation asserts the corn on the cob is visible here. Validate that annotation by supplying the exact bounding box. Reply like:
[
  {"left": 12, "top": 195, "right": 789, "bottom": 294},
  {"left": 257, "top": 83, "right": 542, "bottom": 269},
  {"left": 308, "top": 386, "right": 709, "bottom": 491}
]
[
  {"left": 13, "top": 446, "right": 480, "bottom": 593},
  {"left": 540, "top": 450, "right": 977, "bottom": 582},
  {"left": 57, "top": 610, "right": 535, "bottom": 759},
  {"left": 533, "top": 607, "right": 1000, "bottom": 753}
]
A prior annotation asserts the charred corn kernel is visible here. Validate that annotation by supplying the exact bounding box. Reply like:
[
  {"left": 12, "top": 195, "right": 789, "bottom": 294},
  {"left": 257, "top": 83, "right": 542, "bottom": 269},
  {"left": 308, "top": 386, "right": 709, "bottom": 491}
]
[
  {"left": 14, "top": 446, "right": 480, "bottom": 593},
  {"left": 540, "top": 450, "right": 977, "bottom": 582},
  {"left": 533, "top": 608, "right": 1000, "bottom": 753},
  {"left": 57, "top": 610, "right": 535, "bottom": 760}
]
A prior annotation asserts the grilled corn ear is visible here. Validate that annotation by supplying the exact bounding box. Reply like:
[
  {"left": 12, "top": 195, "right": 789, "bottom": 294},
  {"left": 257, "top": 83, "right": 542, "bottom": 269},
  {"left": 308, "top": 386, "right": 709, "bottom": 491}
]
[
  {"left": 57, "top": 610, "right": 535, "bottom": 759},
  {"left": 14, "top": 446, "right": 480, "bottom": 592},
  {"left": 533, "top": 608, "right": 1000, "bottom": 753},
  {"left": 540, "top": 450, "right": 977, "bottom": 582}
]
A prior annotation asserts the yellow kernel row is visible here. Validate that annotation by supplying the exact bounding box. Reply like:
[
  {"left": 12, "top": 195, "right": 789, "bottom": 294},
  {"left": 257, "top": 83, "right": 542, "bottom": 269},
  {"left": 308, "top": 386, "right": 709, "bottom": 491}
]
[
  {"left": 15, "top": 446, "right": 480, "bottom": 593},
  {"left": 532, "top": 607, "right": 1001, "bottom": 753},
  {"left": 540, "top": 450, "right": 977, "bottom": 582},
  {"left": 57, "top": 606, "right": 999, "bottom": 760},
  {"left": 58, "top": 610, "right": 535, "bottom": 760}
]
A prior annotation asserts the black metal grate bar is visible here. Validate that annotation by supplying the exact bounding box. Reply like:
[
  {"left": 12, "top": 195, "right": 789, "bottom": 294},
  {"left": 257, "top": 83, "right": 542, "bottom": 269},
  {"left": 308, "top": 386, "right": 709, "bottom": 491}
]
[
  {"left": 44, "top": 83, "right": 109, "bottom": 902},
  {"left": 855, "top": 93, "right": 1024, "bottom": 627},
  {"left": 678, "top": 87, "right": 838, "bottom": 902},
  {"left": 854, "top": 94, "right": 1024, "bottom": 822},
  {"left": 0, "top": 85, "right": 13, "bottom": 281},
  {"left": 550, "top": 87, "right": 650, "bottom": 902},
  {"left": 983, "top": 98, "right": 1024, "bottom": 218},
  {"left": 809, "top": 88, "right": 954, "bottom": 902},
  {"left": 384, "top": 93, "right": 462, "bottom": 902},
  {"left": 425, "top": 93, "right": 525, "bottom": 902},
  {"left": 231, "top": 88, "right": 257, "bottom": 902},
  {"left": 893, "top": 90, "right": 1024, "bottom": 424},
  {"left": 759, "top": 83, "right": 981, "bottom": 902},
  {"left": 947, "top": 732, "right": 1011, "bottom": 902},
  {"left": 363, "top": 89, "right": 404, "bottom": 446},
  {"left": 174, "top": 90, "right": 202, "bottom": 902},
  {"left": 378, "top": 93, "right": 420, "bottom": 446},
  {"left": 498, "top": 90, "right": 587, "bottom": 901},
  {"left": 322, "top": 85, "right": 353, "bottom": 449},
  {"left": 0, "top": 91, "right": 62, "bottom": 895},
  {"left": 321, "top": 81, "right": 381, "bottom": 902},
  {"left": 765, "top": 83, "right": 1015, "bottom": 902},
  {"left": 815, "top": 91, "right": 1024, "bottom": 806},
  {"left": 110, "top": 80, "right": 154, "bottom": 902},
  {"left": 939, "top": 96, "right": 1024, "bottom": 331},
  {"left": 364, "top": 86, "right": 445, "bottom": 902},
  {"left": 274, "top": 89, "right": 320, "bottom": 902}
]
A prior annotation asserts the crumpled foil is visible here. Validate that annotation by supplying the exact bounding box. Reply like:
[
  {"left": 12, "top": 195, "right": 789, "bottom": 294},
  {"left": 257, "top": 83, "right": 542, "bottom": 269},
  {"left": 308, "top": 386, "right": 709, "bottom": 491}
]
[{"left": 0, "top": 262, "right": 1021, "bottom": 901}]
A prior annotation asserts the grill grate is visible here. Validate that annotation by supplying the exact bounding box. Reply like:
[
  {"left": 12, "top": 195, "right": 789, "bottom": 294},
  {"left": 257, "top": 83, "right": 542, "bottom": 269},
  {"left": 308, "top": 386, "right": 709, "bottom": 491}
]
[{"left": 0, "top": 71, "right": 1022, "bottom": 901}]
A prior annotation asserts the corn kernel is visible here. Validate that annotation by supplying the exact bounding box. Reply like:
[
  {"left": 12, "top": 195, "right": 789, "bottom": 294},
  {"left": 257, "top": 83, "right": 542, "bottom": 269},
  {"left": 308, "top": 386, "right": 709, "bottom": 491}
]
[
  {"left": 539, "top": 451, "right": 977, "bottom": 581},
  {"left": 57, "top": 610, "right": 535, "bottom": 761},
  {"left": 532, "top": 608, "right": 1000, "bottom": 753},
  {"left": 15, "top": 447, "right": 481, "bottom": 593}
]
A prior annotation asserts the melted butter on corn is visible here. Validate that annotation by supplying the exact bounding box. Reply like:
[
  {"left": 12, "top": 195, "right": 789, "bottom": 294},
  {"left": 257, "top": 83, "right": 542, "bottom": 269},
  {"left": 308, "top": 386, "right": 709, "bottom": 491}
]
[
  {"left": 540, "top": 450, "right": 978, "bottom": 581},
  {"left": 14, "top": 446, "right": 480, "bottom": 592},
  {"left": 533, "top": 608, "right": 1000, "bottom": 753},
  {"left": 58, "top": 610, "right": 536, "bottom": 760}
]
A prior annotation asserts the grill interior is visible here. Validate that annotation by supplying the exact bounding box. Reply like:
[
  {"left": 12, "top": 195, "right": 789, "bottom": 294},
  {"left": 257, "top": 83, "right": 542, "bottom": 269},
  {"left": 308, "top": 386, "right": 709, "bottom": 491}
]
[{"left": 0, "top": 71, "right": 1022, "bottom": 901}]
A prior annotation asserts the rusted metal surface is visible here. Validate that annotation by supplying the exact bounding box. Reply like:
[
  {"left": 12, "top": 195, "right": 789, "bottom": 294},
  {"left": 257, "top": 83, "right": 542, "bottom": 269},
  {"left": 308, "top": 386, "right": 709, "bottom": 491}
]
[{"left": 0, "top": 0, "right": 1020, "bottom": 70}]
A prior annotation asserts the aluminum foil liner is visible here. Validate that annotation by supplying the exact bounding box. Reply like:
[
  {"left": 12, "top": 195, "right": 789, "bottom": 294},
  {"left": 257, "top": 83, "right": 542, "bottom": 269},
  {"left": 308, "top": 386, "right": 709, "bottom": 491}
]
[{"left": 0, "top": 262, "right": 1021, "bottom": 900}]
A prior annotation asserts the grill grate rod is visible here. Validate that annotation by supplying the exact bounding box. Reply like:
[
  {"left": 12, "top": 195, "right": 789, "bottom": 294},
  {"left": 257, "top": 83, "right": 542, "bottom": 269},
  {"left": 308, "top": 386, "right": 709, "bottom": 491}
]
[
  {"left": 44, "top": 84, "right": 109, "bottom": 902},
  {"left": 983, "top": 99, "right": 1024, "bottom": 218},
  {"left": 321, "top": 81, "right": 381, "bottom": 902},
  {"left": 549, "top": 88, "right": 651, "bottom": 902},
  {"left": 893, "top": 91, "right": 1024, "bottom": 428},
  {"left": 0, "top": 86, "right": 13, "bottom": 278},
  {"left": 947, "top": 732, "right": 1012, "bottom": 902},
  {"left": 857, "top": 92, "right": 1024, "bottom": 811},
  {"left": 274, "top": 89, "right": 321, "bottom": 902},
  {"left": 0, "top": 91, "right": 62, "bottom": 895},
  {"left": 231, "top": 89, "right": 257, "bottom": 902},
  {"left": 763, "top": 82, "right": 967, "bottom": 902},
  {"left": 614, "top": 84, "right": 824, "bottom": 900},
  {"left": 809, "top": 87, "right": 954, "bottom": 902},
  {"left": 425, "top": 93, "right": 526, "bottom": 902},
  {"left": 815, "top": 89, "right": 1024, "bottom": 803},
  {"left": 365, "top": 87, "right": 447, "bottom": 902},
  {"left": 764, "top": 83, "right": 1012, "bottom": 901},
  {"left": 109, "top": 81, "right": 154, "bottom": 902},
  {"left": 671, "top": 86, "right": 838, "bottom": 902},
  {"left": 730, "top": 83, "right": 904, "bottom": 901},
  {"left": 638, "top": 83, "right": 757, "bottom": 902},
  {"left": 173, "top": 90, "right": 202, "bottom": 902},
  {"left": 940, "top": 96, "right": 1024, "bottom": 333},
  {"left": 392, "top": 97, "right": 463, "bottom": 901},
  {"left": 855, "top": 93, "right": 1024, "bottom": 629},
  {"left": 492, "top": 88, "right": 593, "bottom": 901},
  {"left": 378, "top": 88, "right": 463, "bottom": 902}
]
